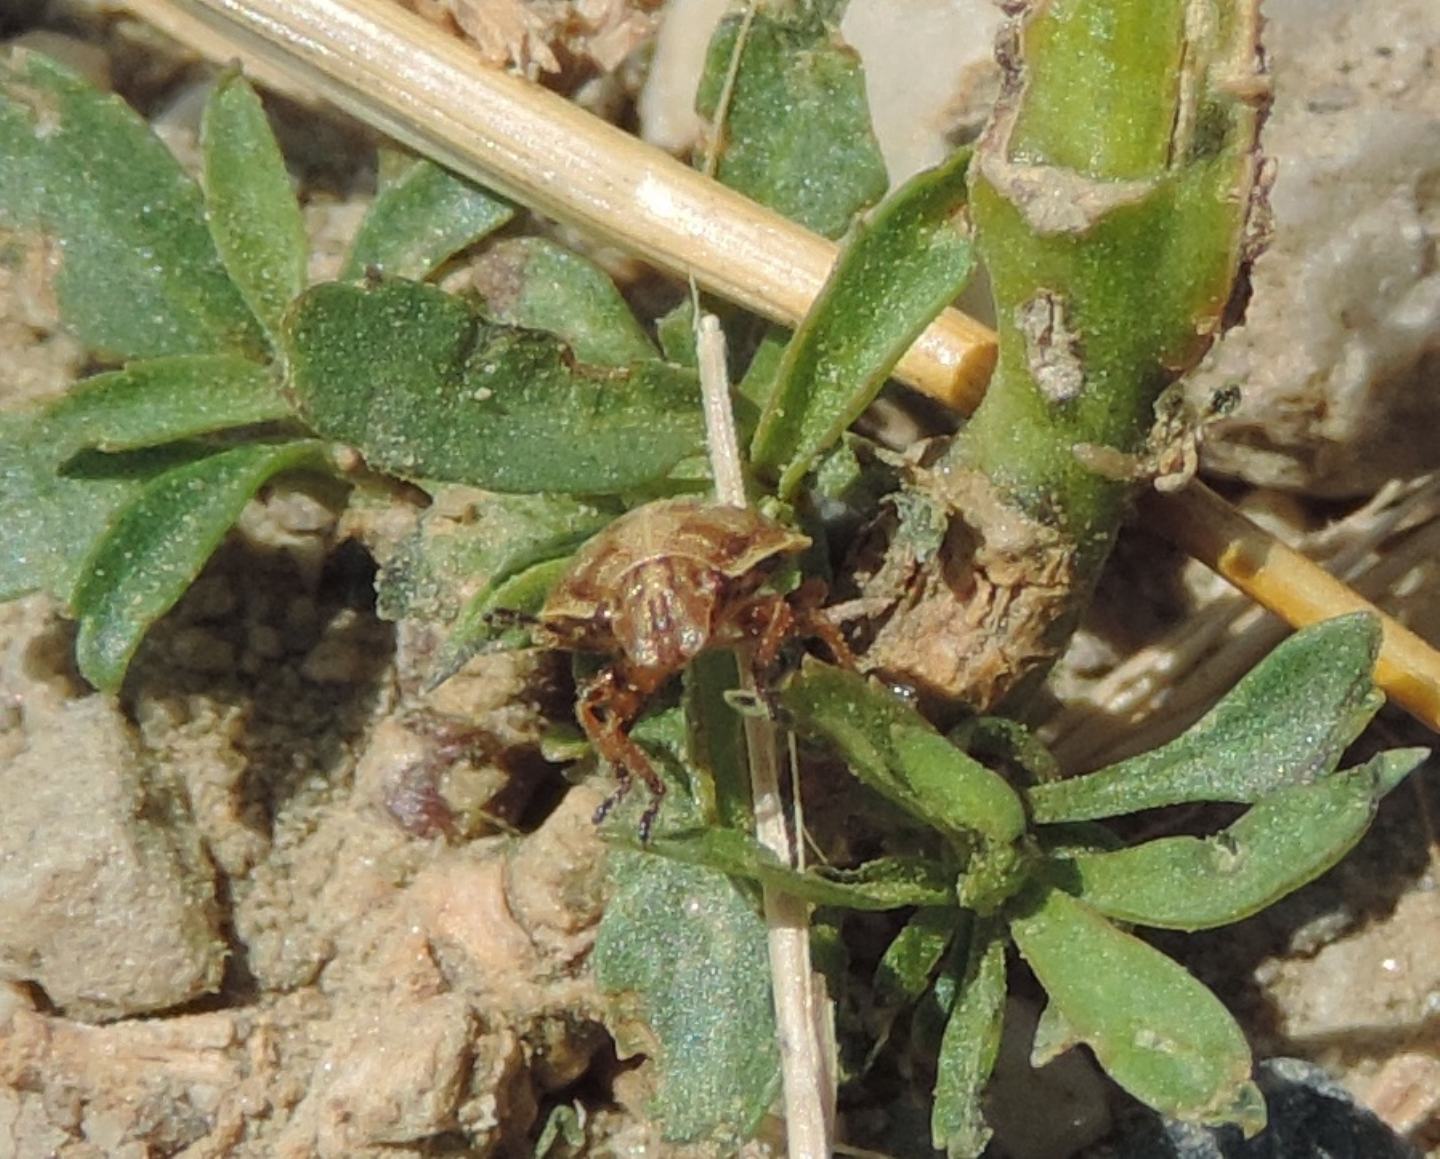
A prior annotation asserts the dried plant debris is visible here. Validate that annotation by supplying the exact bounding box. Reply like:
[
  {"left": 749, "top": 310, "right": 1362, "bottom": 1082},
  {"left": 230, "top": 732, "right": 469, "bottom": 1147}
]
[
  {"left": 404, "top": 0, "right": 663, "bottom": 78},
  {"left": 843, "top": 461, "right": 1078, "bottom": 712}
]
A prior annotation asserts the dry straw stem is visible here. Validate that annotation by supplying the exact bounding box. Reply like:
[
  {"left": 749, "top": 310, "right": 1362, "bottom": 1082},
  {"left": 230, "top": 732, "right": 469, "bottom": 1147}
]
[
  {"left": 698, "top": 315, "right": 835, "bottom": 1157},
  {"left": 130, "top": 0, "right": 993, "bottom": 409},
  {"left": 1147, "top": 484, "right": 1440, "bottom": 734},
  {"left": 128, "top": 0, "right": 1440, "bottom": 734}
]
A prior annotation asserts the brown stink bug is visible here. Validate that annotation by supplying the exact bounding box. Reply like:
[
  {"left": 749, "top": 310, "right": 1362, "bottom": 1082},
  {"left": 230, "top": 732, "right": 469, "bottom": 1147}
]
[{"left": 538, "top": 496, "right": 844, "bottom": 840}]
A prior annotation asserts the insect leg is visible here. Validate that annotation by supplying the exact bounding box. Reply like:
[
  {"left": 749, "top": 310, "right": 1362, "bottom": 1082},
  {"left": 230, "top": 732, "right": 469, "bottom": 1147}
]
[
  {"left": 576, "top": 665, "right": 668, "bottom": 841},
  {"left": 790, "top": 577, "right": 858, "bottom": 669},
  {"left": 748, "top": 593, "right": 796, "bottom": 676}
]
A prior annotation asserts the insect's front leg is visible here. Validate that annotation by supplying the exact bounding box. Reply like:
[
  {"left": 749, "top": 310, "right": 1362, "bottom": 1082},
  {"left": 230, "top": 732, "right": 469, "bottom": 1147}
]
[
  {"left": 789, "top": 577, "right": 858, "bottom": 670},
  {"left": 732, "top": 580, "right": 857, "bottom": 683},
  {"left": 576, "top": 663, "right": 668, "bottom": 841},
  {"left": 746, "top": 592, "right": 796, "bottom": 678}
]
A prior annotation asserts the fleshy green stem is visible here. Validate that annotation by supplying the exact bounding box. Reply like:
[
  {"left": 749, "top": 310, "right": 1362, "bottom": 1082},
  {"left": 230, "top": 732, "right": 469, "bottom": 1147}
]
[
  {"left": 958, "top": 0, "right": 1265, "bottom": 562},
  {"left": 860, "top": 0, "right": 1266, "bottom": 708}
]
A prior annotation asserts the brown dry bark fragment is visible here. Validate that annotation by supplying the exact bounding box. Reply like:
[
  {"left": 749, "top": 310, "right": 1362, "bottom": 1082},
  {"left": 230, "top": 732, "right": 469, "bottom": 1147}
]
[{"left": 852, "top": 465, "right": 1077, "bottom": 711}]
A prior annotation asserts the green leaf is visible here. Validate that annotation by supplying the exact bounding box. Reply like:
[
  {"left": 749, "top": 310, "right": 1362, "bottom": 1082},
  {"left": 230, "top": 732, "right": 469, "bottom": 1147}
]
[
  {"left": 951, "top": 714, "right": 1063, "bottom": 788},
  {"left": 0, "top": 49, "right": 265, "bottom": 360},
  {"left": 912, "top": 915, "right": 975, "bottom": 1061},
  {"left": 200, "top": 73, "right": 308, "bottom": 344},
  {"left": 1031, "top": 1000, "right": 1082, "bottom": 1067},
  {"left": 72, "top": 440, "right": 331, "bottom": 689},
  {"left": 751, "top": 147, "right": 976, "bottom": 497},
  {"left": 933, "top": 929, "right": 1006, "bottom": 1159},
  {"left": 1009, "top": 884, "right": 1264, "bottom": 1133},
  {"left": 1028, "top": 615, "right": 1384, "bottom": 823},
  {"left": 636, "top": 826, "right": 954, "bottom": 909},
  {"left": 470, "top": 237, "right": 656, "bottom": 367},
  {"left": 682, "top": 651, "right": 753, "bottom": 830},
  {"left": 655, "top": 300, "right": 700, "bottom": 368},
  {"left": 429, "top": 555, "right": 572, "bottom": 684},
  {"left": 340, "top": 157, "right": 513, "bottom": 281},
  {"left": 696, "top": 2, "right": 887, "bottom": 239},
  {"left": 285, "top": 280, "right": 707, "bottom": 493},
  {"left": 0, "top": 354, "right": 289, "bottom": 602},
  {"left": 736, "top": 327, "right": 788, "bottom": 413},
  {"left": 594, "top": 853, "right": 779, "bottom": 1147},
  {"left": 0, "top": 416, "right": 202, "bottom": 603},
  {"left": 875, "top": 907, "right": 959, "bottom": 1011},
  {"left": 375, "top": 488, "right": 612, "bottom": 627},
  {"left": 1045, "top": 748, "right": 1427, "bottom": 931},
  {"left": 42, "top": 355, "right": 290, "bottom": 455},
  {"left": 781, "top": 659, "right": 1026, "bottom": 847}
]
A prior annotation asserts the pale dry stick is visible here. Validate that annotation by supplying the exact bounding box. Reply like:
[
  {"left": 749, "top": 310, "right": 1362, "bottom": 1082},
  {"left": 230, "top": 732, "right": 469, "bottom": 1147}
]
[
  {"left": 128, "top": 0, "right": 1440, "bottom": 733},
  {"left": 697, "top": 314, "right": 835, "bottom": 1156},
  {"left": 1147, "top": 484, "right": 1440, "bottom": 731},
  {"left": 129, "top": 0, "right": 994, "bottom": 411},
  {"left": 1051, "top": 477, "right": 1440, "bottom": 769},
  {"left": 696, "top": 315, "right": 748, "bottom": 508}
]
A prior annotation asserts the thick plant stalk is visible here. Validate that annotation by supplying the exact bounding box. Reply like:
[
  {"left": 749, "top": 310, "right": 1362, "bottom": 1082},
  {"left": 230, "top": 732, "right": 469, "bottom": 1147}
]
[
  {"left": 857, "top": 0, "right": 1269, "bottom": 708},
  {"left": 124, "top": 0, "right": 1440, "bottom": 732},
  {"left": 963, "top": 0, "right": 1265, "bottom": 549}
]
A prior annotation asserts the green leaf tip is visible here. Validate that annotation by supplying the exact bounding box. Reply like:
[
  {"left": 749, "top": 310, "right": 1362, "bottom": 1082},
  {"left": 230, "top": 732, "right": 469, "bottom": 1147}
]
[
  {"left": 0, "top": 48, "right": 266, "bottom": 361},
  {"left": 201, "top": 72, "right": 308, "bottom": 343},
  {"left": 1009, "top": 884, "right": 1260, "bottom": 1132},
  {"left": 0, "top": 417, "right": 203, "bottom": 606},
  {"left": 73, "top": 440, "right": 332, "bottom": 690},
  {"left": 781, "top": 659, "right": 1026, "bottom": 847},
  {"left": 469, "top": 237, "right": 656, "bottom": 368},
  {"left": 1046, "top": 746, "right": 1427, "bottom": 931},
  {"left": 875, "top": 908, "right": 960, "bottom": 1012},
  {"left": 1029, "top": 613, "right": 1384, "bottom": 823},
  {"left": 341, "top": 156, "right": 513, "bottom": 282},
  {"left": 932, "top": 931, "right": 1006, "bottom": 1158},
  {"left": 751, "top": 147, "right": 976, "bottom": 497},
  {"left": 41, "top": 355, "right": 291, "bottom": 457}
]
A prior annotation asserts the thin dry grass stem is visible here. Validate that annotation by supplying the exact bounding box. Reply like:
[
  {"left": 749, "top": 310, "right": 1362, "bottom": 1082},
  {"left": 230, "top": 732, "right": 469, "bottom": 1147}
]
[
  {"left": 697, "top": 315, "right": 747, "bottom": 508},
  {"left": 127, "top": 0, "right": 1440, "bottom": 735},
  {"left": 1148, "top": 483, "right": 1440, "bottom": 733},
  {"left": 699, "top": 0, "right": 756, "bottom": 183},
  {"left": 1052, "top": 477, "right": 1440, "bottom": 769},
  {"left": 696, "top": 315, "right": 834, "bottom": 1156}
]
